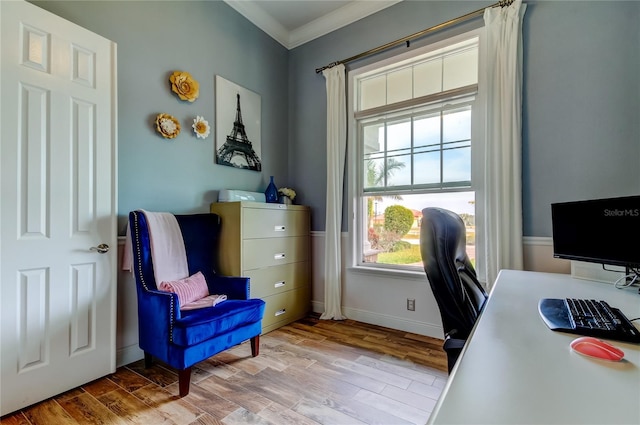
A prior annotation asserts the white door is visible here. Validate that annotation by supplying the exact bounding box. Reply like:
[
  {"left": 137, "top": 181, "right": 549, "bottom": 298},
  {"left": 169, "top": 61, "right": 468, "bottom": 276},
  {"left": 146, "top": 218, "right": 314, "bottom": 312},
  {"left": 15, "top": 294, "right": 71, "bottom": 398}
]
[{"left": 0, "top": 0, "right": 117, "bottom": 415}]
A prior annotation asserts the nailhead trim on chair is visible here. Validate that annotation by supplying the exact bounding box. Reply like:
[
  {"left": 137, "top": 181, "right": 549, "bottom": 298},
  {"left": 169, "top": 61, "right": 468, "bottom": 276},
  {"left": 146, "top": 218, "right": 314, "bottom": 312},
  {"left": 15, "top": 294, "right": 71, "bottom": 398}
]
[
  {"left": 132, "top": 212, "right": 147, "bottom": 291},
  {"left": 132, "top": 211, "right": 176, "bottom": 342}
]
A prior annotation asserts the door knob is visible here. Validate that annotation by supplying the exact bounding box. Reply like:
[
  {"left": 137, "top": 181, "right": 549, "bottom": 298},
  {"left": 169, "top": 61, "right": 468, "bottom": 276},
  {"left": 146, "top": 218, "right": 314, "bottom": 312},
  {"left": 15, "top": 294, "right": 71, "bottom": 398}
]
[{"left": 90, "top": 243, "right": 110, "bottom": 254}]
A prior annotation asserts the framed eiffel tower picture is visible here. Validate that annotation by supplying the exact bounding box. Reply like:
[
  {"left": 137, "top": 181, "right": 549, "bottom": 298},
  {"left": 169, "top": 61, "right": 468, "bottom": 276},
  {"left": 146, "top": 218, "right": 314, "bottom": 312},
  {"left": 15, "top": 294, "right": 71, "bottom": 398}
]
[{"left": 215, "top": 75, "right": 262, "bottom": 171}]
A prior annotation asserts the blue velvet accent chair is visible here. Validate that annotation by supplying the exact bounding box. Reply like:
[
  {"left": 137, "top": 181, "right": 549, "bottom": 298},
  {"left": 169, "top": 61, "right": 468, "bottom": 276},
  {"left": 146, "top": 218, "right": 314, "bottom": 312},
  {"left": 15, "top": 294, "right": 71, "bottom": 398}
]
[{"left": 128, "top": 210, "right": 265, "bottom": 396}]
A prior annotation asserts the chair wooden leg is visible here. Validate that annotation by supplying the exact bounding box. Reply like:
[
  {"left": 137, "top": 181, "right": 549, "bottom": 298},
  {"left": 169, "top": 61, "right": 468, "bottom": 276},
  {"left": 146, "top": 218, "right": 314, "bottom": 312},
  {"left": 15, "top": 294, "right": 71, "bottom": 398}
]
[
  {"left": 178, "top": 367, "right": 191, "bottom": 397},
  {"left": 250, "top": 335, "right": 260, "bottom": 357},
  {"left": 144, "top": 352, "right": 153, "bottom": 368}
]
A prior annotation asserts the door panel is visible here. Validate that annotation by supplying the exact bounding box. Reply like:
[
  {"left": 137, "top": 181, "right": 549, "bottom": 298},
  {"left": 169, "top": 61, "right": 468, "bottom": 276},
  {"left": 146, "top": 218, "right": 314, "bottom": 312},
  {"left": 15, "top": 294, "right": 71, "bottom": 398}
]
[{"left": 18, "top": 268, "right": 50, "bottom": 371}]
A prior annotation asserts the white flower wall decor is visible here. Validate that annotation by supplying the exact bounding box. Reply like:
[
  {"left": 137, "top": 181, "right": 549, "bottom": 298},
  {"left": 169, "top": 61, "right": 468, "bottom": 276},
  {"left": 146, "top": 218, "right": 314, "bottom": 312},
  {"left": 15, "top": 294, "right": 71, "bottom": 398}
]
[{"left": 192, "top": 116, "right": 211, "bottom": 139}]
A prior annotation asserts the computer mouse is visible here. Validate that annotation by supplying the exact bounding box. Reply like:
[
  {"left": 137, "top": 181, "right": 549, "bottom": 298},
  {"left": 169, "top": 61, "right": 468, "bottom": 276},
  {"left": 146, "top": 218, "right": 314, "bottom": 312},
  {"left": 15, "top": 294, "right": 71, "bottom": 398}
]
[{"left": 570, "top": 336, "right": 625, "bottom": 361}]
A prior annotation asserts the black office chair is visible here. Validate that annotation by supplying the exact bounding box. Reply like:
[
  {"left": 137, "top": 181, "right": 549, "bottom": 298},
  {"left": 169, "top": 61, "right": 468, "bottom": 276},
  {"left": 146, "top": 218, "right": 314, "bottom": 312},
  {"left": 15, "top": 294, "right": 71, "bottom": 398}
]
[{"left": 419, "top": 207, "right": 488, "bottom": 373}]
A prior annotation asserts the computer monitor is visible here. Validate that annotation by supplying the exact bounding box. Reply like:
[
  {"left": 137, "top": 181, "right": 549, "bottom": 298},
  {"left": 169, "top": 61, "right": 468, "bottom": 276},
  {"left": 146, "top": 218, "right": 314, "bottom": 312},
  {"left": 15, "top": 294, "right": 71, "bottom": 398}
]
[{"left": 551, "top": 195, "right": 640, "bottom": 269}]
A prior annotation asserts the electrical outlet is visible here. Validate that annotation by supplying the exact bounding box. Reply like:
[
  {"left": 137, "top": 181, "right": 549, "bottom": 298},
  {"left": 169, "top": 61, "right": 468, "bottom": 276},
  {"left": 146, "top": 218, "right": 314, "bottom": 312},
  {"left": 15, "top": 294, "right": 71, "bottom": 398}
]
[{"left": 407, "top": 298, "right": 415, "bottom": 311}]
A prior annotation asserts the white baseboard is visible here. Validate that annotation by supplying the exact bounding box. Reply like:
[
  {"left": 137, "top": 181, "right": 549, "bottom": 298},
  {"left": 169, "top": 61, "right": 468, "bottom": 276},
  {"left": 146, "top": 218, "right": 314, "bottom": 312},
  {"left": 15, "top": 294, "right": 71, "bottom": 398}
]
[
  {"left": 311, "top": 301, "right": 444, "bottom": 340},
  {"left": 116, "top": 344, "right": 144, "bottom": 368}
]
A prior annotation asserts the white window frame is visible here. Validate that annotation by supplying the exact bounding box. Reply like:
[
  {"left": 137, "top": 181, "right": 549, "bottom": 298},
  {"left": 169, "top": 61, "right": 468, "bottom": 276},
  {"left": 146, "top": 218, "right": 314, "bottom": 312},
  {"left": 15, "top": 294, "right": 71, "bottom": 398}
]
[{"left": 347, "top": 28, "right": 487, "bottom": 278}]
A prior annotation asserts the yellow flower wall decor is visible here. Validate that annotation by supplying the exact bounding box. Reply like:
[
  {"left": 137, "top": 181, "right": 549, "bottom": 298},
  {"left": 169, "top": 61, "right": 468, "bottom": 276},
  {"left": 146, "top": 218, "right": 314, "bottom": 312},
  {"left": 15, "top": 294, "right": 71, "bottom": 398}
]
[
  {"left": 192, "top": 116, "right": 211, "bottom": 139},
  {"left": 155, "top": 113, "right": 181, "bottom": 139},
  {"left": 169, "top": 71, "right": 199, "bottom": 102}
]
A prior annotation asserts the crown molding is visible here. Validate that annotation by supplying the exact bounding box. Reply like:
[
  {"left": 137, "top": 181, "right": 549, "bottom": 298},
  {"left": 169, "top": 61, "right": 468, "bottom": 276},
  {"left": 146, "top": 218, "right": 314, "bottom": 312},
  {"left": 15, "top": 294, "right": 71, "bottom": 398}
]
[
  {"left": 224, "top": 0, "right": 290, "bottom": 48},
  {"left": 224, "top": 0, "right": 402, "bottom": 50},
  {"left": 289, "top": 0, "right": 402, "bottom": 49}
]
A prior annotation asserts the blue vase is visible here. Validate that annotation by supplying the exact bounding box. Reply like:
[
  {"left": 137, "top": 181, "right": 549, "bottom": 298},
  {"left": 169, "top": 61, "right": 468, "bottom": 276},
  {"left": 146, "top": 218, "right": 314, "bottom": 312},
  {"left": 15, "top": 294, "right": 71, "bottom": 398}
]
[{"left": 265, "top": 176, "right": 278, "bottom": 203}]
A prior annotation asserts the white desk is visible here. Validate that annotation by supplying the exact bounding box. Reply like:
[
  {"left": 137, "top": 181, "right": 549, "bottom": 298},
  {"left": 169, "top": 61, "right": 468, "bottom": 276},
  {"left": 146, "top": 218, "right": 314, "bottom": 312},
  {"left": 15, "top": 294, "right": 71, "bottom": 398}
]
[{"left": 428, "top": 270, "right": 640, "bottom": 425}]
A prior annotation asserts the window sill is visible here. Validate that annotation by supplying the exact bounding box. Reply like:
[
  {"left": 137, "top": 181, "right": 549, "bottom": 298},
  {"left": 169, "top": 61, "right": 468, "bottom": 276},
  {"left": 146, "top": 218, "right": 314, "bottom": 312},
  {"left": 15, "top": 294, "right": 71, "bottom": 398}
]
[{"left": 348, "top": 265, "right": 427, "bottom": 281}]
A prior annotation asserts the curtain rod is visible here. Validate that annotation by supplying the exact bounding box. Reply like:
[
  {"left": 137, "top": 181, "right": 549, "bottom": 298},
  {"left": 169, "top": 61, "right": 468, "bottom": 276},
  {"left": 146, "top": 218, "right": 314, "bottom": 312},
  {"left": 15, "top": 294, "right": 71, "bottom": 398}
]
[{"left": 315, "top": 0, "right": 513, "bottom": 74}]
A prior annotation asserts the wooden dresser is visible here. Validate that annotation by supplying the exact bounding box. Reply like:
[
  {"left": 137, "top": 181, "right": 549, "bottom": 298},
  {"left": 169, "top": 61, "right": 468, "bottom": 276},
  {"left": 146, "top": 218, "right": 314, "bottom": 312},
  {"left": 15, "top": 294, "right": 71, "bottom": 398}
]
[{"left": 210, "top": 201, "right": 310, "bottom": 333}]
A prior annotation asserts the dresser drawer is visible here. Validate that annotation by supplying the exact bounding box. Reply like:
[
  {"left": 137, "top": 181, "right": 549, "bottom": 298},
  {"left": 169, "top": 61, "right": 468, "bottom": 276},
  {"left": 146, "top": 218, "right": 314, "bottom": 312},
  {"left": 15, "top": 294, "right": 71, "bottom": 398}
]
[
  {"left": 242, "top": 236, "right": 308, "bottom": 270},
  {"left": 261, "top": 286, "right": 311, "bottom": 330},
  {"left": 243, "top": 208, "right": 309, "bottom": 239},
  {"left": 246, "top": 262, "right": 309, "bottom": 299}
]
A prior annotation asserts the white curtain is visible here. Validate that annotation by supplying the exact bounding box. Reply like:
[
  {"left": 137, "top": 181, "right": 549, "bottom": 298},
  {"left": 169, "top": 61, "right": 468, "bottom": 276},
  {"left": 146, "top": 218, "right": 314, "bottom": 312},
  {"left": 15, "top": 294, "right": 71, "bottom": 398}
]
[
  {"left": 320, "top": 64, "right": 347, "bottom": 320},
  {"left": 482, "top": 0, "right": 527, "bottom": 288}
]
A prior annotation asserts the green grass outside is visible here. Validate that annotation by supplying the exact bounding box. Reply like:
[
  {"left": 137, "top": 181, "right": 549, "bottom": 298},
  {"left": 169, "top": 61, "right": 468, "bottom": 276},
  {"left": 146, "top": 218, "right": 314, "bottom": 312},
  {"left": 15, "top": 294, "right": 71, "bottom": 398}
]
[
  {"left": 377, "top": 245, "right": 422, "bottom": 264},
  {"left": 377, "top": 244, "right": 476, "bottom": 267}
]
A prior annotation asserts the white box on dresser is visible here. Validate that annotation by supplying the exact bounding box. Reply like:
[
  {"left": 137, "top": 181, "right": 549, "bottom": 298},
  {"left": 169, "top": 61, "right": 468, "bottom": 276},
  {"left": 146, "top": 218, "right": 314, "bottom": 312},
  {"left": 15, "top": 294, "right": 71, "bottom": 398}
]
[{"left": 210, "top": 201, "right": 310, "bottom": 333}]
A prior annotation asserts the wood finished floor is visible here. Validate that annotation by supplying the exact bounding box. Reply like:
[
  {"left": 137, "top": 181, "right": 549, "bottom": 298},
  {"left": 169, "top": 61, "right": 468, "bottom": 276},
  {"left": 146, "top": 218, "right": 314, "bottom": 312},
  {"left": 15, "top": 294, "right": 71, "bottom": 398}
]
[{"left": 1, "top": 316, "right": 448, "bottom": 425}]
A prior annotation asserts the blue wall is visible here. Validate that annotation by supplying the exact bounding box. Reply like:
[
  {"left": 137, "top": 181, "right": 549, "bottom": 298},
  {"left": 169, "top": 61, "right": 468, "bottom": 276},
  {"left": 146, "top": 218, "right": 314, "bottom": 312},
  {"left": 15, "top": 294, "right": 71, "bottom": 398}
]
[
  {"left": 34, "top": 1, "right": 640, "bottom": 237},
  {"left": 289, "top": 0, "right": 640, "bottom": 236},
  {"left": 521, "top": 1, "right": 639, "bottom": 236},
  {"left": 32, "top": 0, "right": 290, "bottom": 234}
]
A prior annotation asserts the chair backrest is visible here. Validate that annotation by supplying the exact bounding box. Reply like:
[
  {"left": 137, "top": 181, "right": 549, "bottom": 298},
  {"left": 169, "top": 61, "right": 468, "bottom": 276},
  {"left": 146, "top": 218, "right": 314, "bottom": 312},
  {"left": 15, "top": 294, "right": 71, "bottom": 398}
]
[
  {"left": 128, "top": 210, "right": 222, "bottom": 291},
  {"left": 419, "top": 207, "right": 487, "bottom": 340}
]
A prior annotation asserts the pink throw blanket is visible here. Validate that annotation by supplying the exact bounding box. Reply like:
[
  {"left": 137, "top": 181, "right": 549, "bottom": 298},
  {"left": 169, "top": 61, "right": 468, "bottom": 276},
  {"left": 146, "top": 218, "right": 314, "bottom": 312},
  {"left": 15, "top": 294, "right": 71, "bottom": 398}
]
[{"left": 122, "top": 210, "right": 188, "bottom": 285}]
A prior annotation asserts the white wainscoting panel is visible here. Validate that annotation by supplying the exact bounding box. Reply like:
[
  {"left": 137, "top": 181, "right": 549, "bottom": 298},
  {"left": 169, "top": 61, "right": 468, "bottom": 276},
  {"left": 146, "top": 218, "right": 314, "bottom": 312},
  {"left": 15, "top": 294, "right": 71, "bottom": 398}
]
[
  {"left": 523, "top": 236, "right": 571, "bottom": 274},
  {"left": 114, "top": 233, "right": 573, "bottom": 364},
  {"left": 116, "top": 239, "right": 143, "bottom": 367},
  {"left": 311, "top": 233, "right": 572, "bottom": 340}
]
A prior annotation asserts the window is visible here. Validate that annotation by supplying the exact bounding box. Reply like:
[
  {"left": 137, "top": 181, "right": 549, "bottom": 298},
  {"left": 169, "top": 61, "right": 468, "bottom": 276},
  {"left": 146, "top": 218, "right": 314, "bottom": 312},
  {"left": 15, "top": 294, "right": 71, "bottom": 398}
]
[{"left": 350, "top": 31, "right": 484, "bottom": 272}]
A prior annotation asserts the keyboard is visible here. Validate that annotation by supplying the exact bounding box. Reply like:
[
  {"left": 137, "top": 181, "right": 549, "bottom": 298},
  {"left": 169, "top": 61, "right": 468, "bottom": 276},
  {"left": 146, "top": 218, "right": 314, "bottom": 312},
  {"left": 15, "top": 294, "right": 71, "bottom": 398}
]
[{"left": 538, "top": 298, "right": 640, "bottom": 343}]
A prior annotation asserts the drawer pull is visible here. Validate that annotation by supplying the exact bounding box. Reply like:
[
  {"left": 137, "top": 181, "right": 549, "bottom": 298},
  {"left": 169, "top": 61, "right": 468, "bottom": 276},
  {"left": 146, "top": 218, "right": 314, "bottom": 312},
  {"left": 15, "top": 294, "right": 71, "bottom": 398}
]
[
  {"left": 274, "top": 281, "right": 286, "bottom": 288},
  {"left": 274, "top": 225, "right": 286, "bottom": 232},
  {"left": 275, "top": 308, "right": 286, "bottom": 317},
  {"left": 274, "top": 253, "right": 286, "bottom": 260}
]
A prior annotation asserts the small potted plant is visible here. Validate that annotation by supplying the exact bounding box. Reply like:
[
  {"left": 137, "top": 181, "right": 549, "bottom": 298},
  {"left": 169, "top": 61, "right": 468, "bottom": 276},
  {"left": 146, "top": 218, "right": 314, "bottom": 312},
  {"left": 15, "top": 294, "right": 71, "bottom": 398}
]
[{"left": 278, "top": 187, "right": 296, "bottom": 205}]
